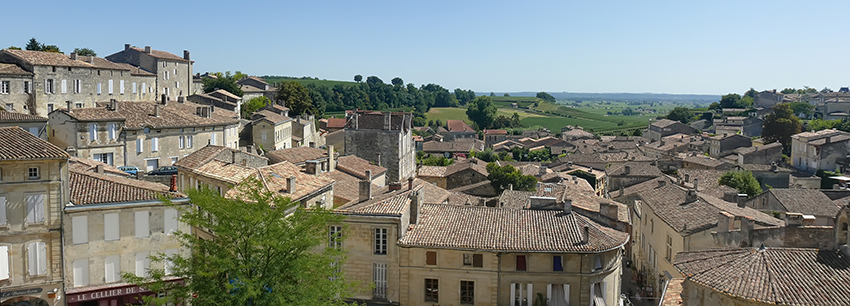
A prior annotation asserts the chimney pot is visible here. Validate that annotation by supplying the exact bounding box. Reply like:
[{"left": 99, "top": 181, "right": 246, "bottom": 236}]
[
  {"left": 124, "top": 44, "right": 130, "bottom": 51},
  {"left": 564, "top": 199, "right": 572, "bottom": 214},
  {"left": 737, "top": 194, "right": 747, "bottom": 208},
  {"left": 170, "top": 174, "right": 177, "bottom": 192},
  {"left": 365, "top": 169, "right": 372, "bottom": 182},
  {"left": 183, "top": 50, "right": 190, "bottom": 60},
  {"left": 70, "top": 52, "right": 77, "bottom": 61},
  {"left": 144, "top": 46, "right": 151, "bottom": 53},
  {"left": 327, "top": 145, "right": 335, "bottom": 172},
  {"left": 408, "top": 177, "right": 414, "bottom": 190},
  {"left": 582, "top": 225, "right": 589, "bottom": 244},
  {"left": 96, "top": 164, "right": 104, "bottom": 174},
  {"left": 287, "top": 176, "right": 297, "bottom": 194},
  {"left": 154, "top": 105, "right": 161, "bottom": 117}
]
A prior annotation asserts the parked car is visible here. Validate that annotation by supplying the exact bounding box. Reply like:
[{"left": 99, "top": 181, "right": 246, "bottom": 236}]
[
  {"left": 149, "top": 166, "right": 178, "bottom": 176},
  {"left": 118, "top": 166, "right": 140, "bottom": 176}
]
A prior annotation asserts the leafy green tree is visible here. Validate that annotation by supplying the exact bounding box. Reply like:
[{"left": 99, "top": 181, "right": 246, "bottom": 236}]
[
  {"left": 277, "top": 81, "right": 314, "bottom": 116},
  {"left": 241, "top": 96, "right": 270, "bottom": 119},
  {"left": 780, "top": 88, "right": 796, "bottom": 94},
  {"left": 719, "top": 170, "right": 762, "bottom": 197},
  {"left": 486, "top": 162, "right": 536, "bottom": 192},
  {"left": 744, "top": 88, "right": 758, "bottom": 98},
  {"left": 788, "top": 102, "right": 815, "bottom": 117},
  {"left": 420, "top": 154, "right": 454, "bottom": 166},
  {"left": 122, "top": 179, "right": 351, "bottom": 306},
  {"left": 202, "top": 72, "right": 244, "bottom": 97},
  {"left": 25, "top": 38, "right": 41, "bottom": 51},
  {"left": 466, "top": 96, "right": 498, "bottom": 129},
  {"left": 632, "top": 128, "right": 643, "bottom": 136},
  {"left": 391, "top": 77, "right": 404, "bottom": 86},
  {"left": 719, "top": 93, "right": 744, "bottom": 108},
  {"left": 536, "top": 92, "right": 556, "bottom": 103},
  {"left": 7, "top": 46, "right": 21, "bottom": 50},
  {"left": 366, "top": 76, "right": 383, "bottom": 85},
  {"left": 490, "top": 92, "right": 495, "bottom": 97},
  {"left": 762, "top": 103, "right": 802, "bottom": 153},
  {"left": 41, "top": 45, "right": 61, "bottom": 53},
  {"left": 354, "top": 75, "right": 362, "bottom": 83},
  {"left": 73, "top": 47, "right": 96, "bottom": 56},
  {"left": 666, "top": 107, "right": 691, "bottom": 124},
  {"left": 503, "top": 93, "right": 510, "bottom": 97}
]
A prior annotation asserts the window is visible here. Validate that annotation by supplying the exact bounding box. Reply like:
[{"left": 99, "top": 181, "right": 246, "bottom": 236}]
[
  {"left": 120, "top": 80, "right": 125, "bottom": 94},
  {"left": 516, "top": 255, "right": 527, "bottom": 271},
  {"left": 104, "top": 213, "right": 119, "bottom": 241},
  {"left": 136, "top": 138, "right": 144, "bottom": 153},
  {"left": 72, "top": 216, "right": 88, "bottom": 244},
  {"left": 89, "top": 123, "right": 98, "bottom": 141},
  {"left": 0, "top": 196, "right": 6, "bottom": 225},
  {"left": 511, "top": 283, "right": 533, "bottom": 306},
  {"left": 132, "top": 82, "right": 137, "bottom": 94},
  {"left": 74, "top": 79, "right": 81, "bottom": 93},
  {"left": 135, "top": 252, "right": 150, "bottom": 277},
  {"left": 23, "top": 81, "right": 31, "bottom": 93},
  {"left": 142, "top": 82, "right": 146, "bottom": 95},
  {"left": 666, "top": 235, "right": 673, "bottom": 262},
  {"left": 107, "top": 123, "right": 116, "bottom": 140},
  {"left": 135, "top": 211, "right": 149, "bottom": 238},
  {"left": 47, "top": 104, "right": 53, "bottom": 113},
  {"left": 0, "top": 245, "right": 9, "bottom": 280},
  {"left": 45, "top": 79, "right": 54, "bottom": 94},
  {"left": 328, "top": 226, "right": 342, "bottom": 249},
  {"left": 374, "top": 228, "right": 387, "bottom": 255},
  {"left": 27, "top": 241, "right": 47, "bottom": 276},
  {"left": 460, "top": 281, "right": 474, "bottom": 305},
  {"left": 463, "top": 253, "right": 472, "bottom": 266},
  {"left": 591, "top": 282, "right": 605, "bottom": 305},
  {"left": 175, "top": 81, "right": 179, "bottom": 88},
  {"left": 108, "top": 79, "right": 113, "bottom": 94},
  {"left": 104, "top": 255, "right": 120, "bottom": 283},
  {"left": 0, "top": 81, "right": 8, "bottom": 94},
  {"left": 373, "top": 263, "right": 387, "bottom": 299},
  {"left": 75, "top": 102, "right": 83, "bottom": 109},
  {"left": 187, "top": 135, "right": 193, "bottom": 148},
  {"left": 4, "top": 103, "right": 12, "bottom": 111},
  {"left": 171, "top": 156, "right": 178, "bottom": 165},
  {"left": 425, "top": 278, "right": 439, "bottom": 302},
  {"left": 73, "top": 258, "right": 89, "bottom": 287},
  {"left": 165, "top": 71, "right": 169, "bottom": 80},
  {"left": 426, "top": 251, "right": 437, "bottom": 265},
  {"left": 178, "top": 136, "right": 185, "bottom": 149},
  {"left": 547, "top": 284, "right": 570, "bottom": 306},
  {"left": 553, "top": 255, "right": 563, "bottom": 271},
  {"left": 651, "top": 219, "right": 654, "bottom": 233},
  {"left": 93, "top": 153, "right": 113, "bottom": 166},
  {"left": 61, "top": 79, "right": 67, "bottom": 93},
  {"left": 211, "top": 133, "right": 217, "bottom": 145},
  {"left": 151, "top": 137, "right": 159, "bottom": 152},
  {"left": 261, "top": 131, "right": 267, "bottom": 142},
  {"left": 164, "top": 249, "right": 178, "bottom": 275},
  {"left": 97, "top": 83, "right": 102, "bottom": 95},
  {"left": 164, "top": 208, "right": 178, "bottom": 235},
  {"left": 594, "top": 255, "right": 603, "bottom": 271},
  {"left": 26, "top": 194, "right": 45, "bottom": 224}
]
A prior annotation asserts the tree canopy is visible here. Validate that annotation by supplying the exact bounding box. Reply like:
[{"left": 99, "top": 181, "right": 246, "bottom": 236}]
[
  {"left": 486, "top": 163, "right": 537, "bottom": 192},
  {"left": 666, "top": 107, "right": 692, "bottom": 124},
  {"left": 718, "top": 93, "right": 753, "bottom": 109},
  {"left": 762, "top": 103, "right": 802, "bottom": 153},
  {"left": 719, "top": 170, "right": 762, "bottom": 197},
  {"left": 73, "top": 47, "right": 97, "bottom": 56},
  {"left": 466, "top": 96, "right": 498, "bottom": 129},
  {"left": 25, "top": 38, "right": 61, "bottom": 53},
  {"left": 353, "top": 75, "right": 362, "bottom": 83},
  {"left": 123, "top": 179, "right": 351, "bottom": 306},
  {"left": 277, "top": 81, "right": 314, "bottom": 116},
  {"left": 536, "top": 92, "right": 556, "bottom": 103},
  {"left": 202, "top": 71, "right": 244, "bottom": 97},
  {"left": 242, "top": 96, "right": 270, "bottom": 119}
]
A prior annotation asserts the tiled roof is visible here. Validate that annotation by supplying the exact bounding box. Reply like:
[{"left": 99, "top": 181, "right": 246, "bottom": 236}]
[
  {"left": 445, "top": 158, "right": 488, "bottom": 177},
  {"left": 446, "top": 120, "right": 474, "bottom": 132},
  {"left": 608, "top": 162, "right": 661, "bottom": 177},
  {"left": 422, "top": 139, "right": 484, "bottom": 153},
  {"left": 112, "top": 63, "right": 156, "bottom": 76},
  {"left": 319, "top": 170, "right": 369, "bottom": 203},
  {"left": 335, "top": 183, "right": 425, "bottom": 216},
  {"left": 418, "top": 166, "right": 447, "bottom": 178},
  {"left": 766, "top": 189, "right": 841, "bottom": 216},
  {"left": 399, "top": 204, "right": 629, "bottom": 253},
  {"left": 173, "top": 145, "right": 268, "bottom": 173},
  {"left": 651, "top": 119, "right": 680, "bottom": 128},
  {"left": 420, "top": 183, "right": 452, "bottom": 204},
  {"left": 0, "top": 111, "right": 47, "bottom": 122},
  {"left": 483, "top": 129, "right": 507, "bottom": 135},
  {"left": 240, "top": 84, "right": 265, "bottom": 93},
  {"left": 736, "top": 142, "right": 782, "bottom": 155},
  {"left": 444, "top": 191, "right": 485, "bottom": 206},
  {"left": 70, "top": 170, "right": 183, "bottom": 206},
  {"left": 674, "top": 248, "right": 850, "bottom": 306},
  {"left": 3, "top": 49, "right": 95, "bottom": 68},
  {"left": 192, "top": 160, "right": 257, "bottom": 184},
  {"left": 128, "top": 47, "right": 190, "bottom": 62},
  {"left": 346, "top": 109, "right": 410, "bottom": 131},
  {"left": 252, "top": 109, "right": 291, "bottom": 125},
  {"left": 499, "top": 180, "right": 630, "bottom": 223},
  {"left": 561, "top": 128, "right": 595, "bottom": 139},
  {"left": 0, "top": 63, "right": 32, "bottom": 75},
  {"left": 682, "top": 155, "right": 727, "bottom": 168},
  {"left": 210, "top": 89, "right": 242, "bottom": 101},
  {"left": 615, "top": 177, "right": 670, "bottom": 199},
  {"left": 676, "top": 169, "right": 736, "bottom": 199},
  {"left": 326, "top": 118, "right": 347, "bottom": 129},
  {"left": 335, "top": 155, "right": 387, "bottom": 179},
  {"left": 0, "top": 127, "right": 69, "bottom": 160},
  {"left": 225, "top": 162, "right": 335, "bottom": 202},
  {"left": 61, "top": 101, "right": 239, "bottom": 129},
  {"left": 265, "top": 147, "right": 329, "bottom": 165},
  {"left": 238, "top": 76, "right": 269, "bottom": 86},
  {"left": 69, "top": 157, "right": 130, "bottom": 177}
]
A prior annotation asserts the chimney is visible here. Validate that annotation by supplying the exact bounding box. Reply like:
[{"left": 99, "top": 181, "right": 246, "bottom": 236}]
[
  {"left": 246, "top": 145, "right": 254, "bottom": 155},
  {"left": 802, "top": 215, "right": 816, "bottom": 226},
  {"left": 736, "top": 194, "right": 747, "bottom": 207},
  {"left": 66, "top": 101, "right": 73, "bottom": 111},
  {"left": 600, "top": 202, "right": 619, "bottom": 219},
  {"left": 717, "top": 211, "right": 735, "bottom": 232},
  {"left": 408, "top": 177, "right": 414, "bottom": 190},
  {"left": 309, "top": 142, "right": 315, "bottom": 148},
  {"left": 124, "top": 44, "right": 130, "bottom": 51},
  {"left": 564, "top": 199, "right": 572, "bottom": 214},
  {"left": 409, "top": 190, "right": 422, "bottom": 224},
  {"left": 825, "top": 136, "right": 831, "bottom": 144},
  {"left": 358, "top": 180, "right": 372, "bottom": 202},
  {"left": 287, "top": 176, "right": 297, "bottom": 194},
  {"left": 657, "top": 179, "right": 666, "bottom": 188},
  {"left": 327, "top": 145, "right": 335, "bottom": 172},
  {"left": 365, "top": 170, "right": 372, "bottom": 182},
  {"left": 619, "top": 185, "right": 624, "bottom": 197},
  {"left": 388, "top": 182, "right": 402, "bottom": 191},
  {"left": 685, "top": 189, "right": 698, "bottom": 203},
  {"left": 582, "top": 225, "right": 589, "bottom": 244},
  {"left": 70, "top": 52, "right": 77, "bottom": 60},
  {"left": 170, "top": 174, "right": 177, "bottom": 192},
  {"left": 177, "top": 96, "right": 184, "bottom": 103},
  {"left": 183, "top": 50, "right": 190, "bottom": 61},
  {"left": 144, "top": 46, "right": 151, "bottom": 53},
  {"left": 95, "top": 164, "right": 104, "bottom": 174},
  {"left": 508, "top": 184, "right": 513, "bottom": 191},
  {"left": 154, "top": 105, "right": 161, "bottom": 117},
  {"left": 623, "top": 165, "right": 631, "bottom": 175},
  {"left": 478, "top": 198, "right": 485, "bottom": 206},
  {"left": 723, "top": 191, "right": 737, "bottom": 202},
  {"left": 161, "top": 94, "right": 167, "bottom": 105},
  {"left": 785, "top": 213, "right": 803, "bottom": 227},
  {"left": 693, "top": 178, "right": 699, "bottom": 191},
  {"left": 684, "top": 173, "right": 690, "bottom": 183},
  {"left": 109, "top": 99, "right": 119, "bottom": 111},
  {"left": 376, "top": 153, "right": 381, "bottom": 167},
  {"left": 741, "top": 216, "right": 755, "bottom": 239}
]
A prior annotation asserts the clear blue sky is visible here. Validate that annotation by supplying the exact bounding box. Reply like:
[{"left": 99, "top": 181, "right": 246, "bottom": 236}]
[{"left": 3, "top": 0, "right": 849, "bottom": 95}]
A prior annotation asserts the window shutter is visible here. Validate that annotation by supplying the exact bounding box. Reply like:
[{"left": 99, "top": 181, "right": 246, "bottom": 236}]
[
  {"left": 510, "top": 283, "right": 516, "bottom": 306},
  {"left": 43, "top": 79, "right": 48, "bottom": 93},
  {"left": 211, "top": 133, "right": 217, "bottom": 145},
  {"left": 135, "top": 211, "right": 149, "bottom": 238},
  {"left": 527, "top": 284, "right": 533, "bottom": 306},
  {"left": 473, "top": 254, "right": 483, "bottom": 267},
  {"left": 108, "top": 79, "right": 113, "bottom": 94},
  {"left": 73, "top": 259, "right": 89, "bottom": 287},
  {"left": 152, "top": 137, "right": 159, "bottom": 151},
  {"left": 135, "top": 252, "right": 149, "bottom": 277},
  {"left": 26, "top": 194, "right": 44, "bottom": 223},
  {"left": 108, "top": 123, "right": 116, "bottom": 140},
  {"left": 516, "top": 255, "right": 526, "bottom": 271},
  {"left": 132, "top": 82, "right": 137, "bottom": 94},
  {"left": 164, "top": 249, "right": 178, "bottom": 275},
  {"left": 0, "top": 245, "right": 9, "bottom": 280},
  {"left": 37, "top": 242, "right": 47, "bottom": 275},
  {"left": 136, "top": 138, "right": 143, "bottom": 153},
  {"left": 27, "top": 242, "right": 37, "bottom": 275},
  {"left": 72, "top": 215, "right": 88, "bottom": 244},
  {"left": 426, "top": 251, "right": 436, "bottom": 265},
  {"left": 104, "top": 255, "right": 119, "bottom": 283},
  {"left": 104, "top": 213, "right": 119, "bottom": 241},
  {"left": 120, "top": 80, "right": 125, "bottom": 94},
  {"left": 0, "top": 196, "right": 6, "bottom": 225},
  {"left": 164, "top": 209, "right": 178, "bottom": 235},
  {"left": 563, "top": 284, "right": 570, "bottom": 304},
  {"left": 61, "top": 79, "right": 67, "bottom": 93}
]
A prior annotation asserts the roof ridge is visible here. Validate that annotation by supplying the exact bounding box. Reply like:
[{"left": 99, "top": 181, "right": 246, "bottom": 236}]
[
  {"left": 677, "top": 249, "right": 750, "bottom": 277},
  {"left": 71, "top": 171, "right": 174, "bottom": 198},
  {"left": 760, "top": 249, "right": 782, "bottom": 304}
]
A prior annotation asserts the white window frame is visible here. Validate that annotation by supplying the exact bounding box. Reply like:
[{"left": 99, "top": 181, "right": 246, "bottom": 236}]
[
  {"left": 27, "top": 241, "right": 47, "bottom": 276},
  {"left": 97, "top": 83, "right": 102, "bottom": 95},
  {"left": 24, "top": 80, "right": 31, "bottom": 93},
  {"left": 187, "top": 135, "right": 193, "bottom": 148},
  {"left": 546, "top": 284, "right": 570, "bottom": 306},
  {"left": 72, "top": 215, "right": 88, "bottom": 244},
  {"left": 164, "top": 249, "right": 178, "bottom": 275},
  {"left": 178, "top": 135, "right": 185, "bottom": 149},
  {"left": 45, "top": 79, "right": 54, "bottom": 94},
  {"left": 26, "top": 193, "right": 45, "bottom": 223},
  {"left": 61, "top": 79, "right": 67, "bottom": 93},
  {"left": 104, "top": 213, "right": 119, "bottom": 241},
  {"left": 107, "top": 123, "right": 117, "bottom": 140},
  {"left": 89, "top": 123, "right": 98, "bottom": 141},
  {"left": 374, "top": 228, "right": 387, "bottom": 255},
  {"left": 0, "top": 81, "right": 9, "bottom": 94},
  {"left": 510, "top": 283, "right": 533, "bottom": 306},
  {"left": 75, "top": 79, "right": 82, "bottom": 93},
  {"left": 0, "top": 245, "right": 9, "bottom": 280}
]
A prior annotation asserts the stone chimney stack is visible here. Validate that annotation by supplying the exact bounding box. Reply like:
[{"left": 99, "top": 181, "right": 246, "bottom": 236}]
[
  {"left": 693, "top": 178, "right": 699, "bottom": 191},
  {"left": 409, "top": 190, "right": 422, "bottom": 224},
  {"left": 183, "top": 50, "right": 190, "bottom": 61},
  {"left": 358, "top": 180, "right": 372, "bottom": 202},
  {"left": 376, "top": 153, "right": 381, "bottom": 167},
  {"left": 582, "top": 225, "right": 590, "bottom": 244},
  {"left": 657, "top": 179, "right": 666, "bottom": 188},
  {"left": 154, "top": 105, "right": 161, "bottom": 117},
  {"left": 717, "top": 211, "right": 735, "bottom": 232},
  {"left": 685, "top": 189, "right": 698, "bottom": 203},
  {"left": 408, "top": 177, "right": 414, "bottom": 190},
  {"left": 365, "top": 170, "right": 372, "bottom": 182},
  {"left": 736, "top": 194, "right": 747, "bottom": 208},
  {"left": 144, "top": 46, "right": 151, "bottom": 53},
  {"left": 96, "top": 164, "right": 104, "bottom": 174},
  {"left": 327, "top": 145, "right": 335, "bottom": 172},
  {"left": 70, "top": 52, "right": 77, "bottom": 61},
  {"left": 684, "top": 173, "right": 690, "bottom": 183},
  {"left": 564, "top": 199, "right": 572, "bottom": 214},
  {"left": 124, "top": 44, "right": 130, "bottom": 51},
  {"left": 66, "top": 101, "right": 73, "bottom": 111},
  {"left": 305, "top": 160, "right": 318, "bottom": 175},
  {"left": 287, "top": 176, "right": 297, "bottom": 194}
]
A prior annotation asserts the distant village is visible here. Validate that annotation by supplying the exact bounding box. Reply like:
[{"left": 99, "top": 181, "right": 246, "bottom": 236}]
[{"left": 0, "top": 45, "right": 849, "bottom": 306}]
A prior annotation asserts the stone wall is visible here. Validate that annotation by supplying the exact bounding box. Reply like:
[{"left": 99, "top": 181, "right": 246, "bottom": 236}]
[{"left": 345, "top": 128, "right": 415, "bottom": 183}]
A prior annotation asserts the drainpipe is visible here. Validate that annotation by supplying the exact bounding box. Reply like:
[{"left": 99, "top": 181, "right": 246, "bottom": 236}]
[
  {"left": 58, "top": 159, "right": 68, "bottom": 301},
  {"left": 497, "top": 252, "right": 503, "bottom": 306}
]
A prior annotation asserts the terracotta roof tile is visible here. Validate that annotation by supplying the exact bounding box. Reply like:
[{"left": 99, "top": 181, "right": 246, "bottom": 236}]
[
  {"left": 61, "top": 101, "right": 239, "bottom": 129},
  {"left": 483, "top": 129, "right": 507, "bottom": 135},
  {"left": 266, "top": 147, "right": 330, "bottom": 165},
  {"left": 319, "top": 170, "right": 367, "bottom": 203},
  {"left": 225, "top": 162, "right": 335, "bottom": 202},
  {"left": 418, "top": 166, "right": 447, "bottom": 178},
  {"left": 252, "top": 110, "right": 291, "bottom": 125},
  {"left": 326, "top": 118, "right": 347, "bottom": 129},
  {"left": 70, "top": 170, "right": 183, "bottom": 205},
  {"left": 0, "top": 63, "right": 32, "bottom": 75},
  {"left": 335, "top": 155, "right": 387, "bottom": 179},
  {"left": 0, "top": 127, "right": 68, "bottom": 160},
  {"left": 336, "top": 183, "right": 425, "bottom": 216},
  {"left": 128, "top": 47, "right": 190, "bottom": 62},
  {"left": 0, "top": 111, "right": 47, "bottom": 122},
  {"left": 69, "top": 157, "right": 130, "bottom": 177},
  {"left": 399, "top": 204, "right": 629, "bottom": 252},
  {"left": 446, "top": 120, "right": 474, "bottom": 132},
  {"left": 766, "top": 189, "right": 841, "bottom": 216}
]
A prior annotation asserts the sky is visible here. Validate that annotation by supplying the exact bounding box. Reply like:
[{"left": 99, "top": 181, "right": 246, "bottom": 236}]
[{"left": 2, "top": 0, "right": 849, "bottom": 95}]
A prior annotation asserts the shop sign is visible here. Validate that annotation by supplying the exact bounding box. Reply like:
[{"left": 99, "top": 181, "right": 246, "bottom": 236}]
[
  {"left": 1, "top": 288, "right": 43, "bottom": 298},
  {"left": 67, "top": 286, "right": 150, "bottom": 303}
]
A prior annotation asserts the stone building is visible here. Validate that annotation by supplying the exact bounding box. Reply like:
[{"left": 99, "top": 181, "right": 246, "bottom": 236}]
[
  {"left": 713, "top": 116, "right": 763, "bottom": 137},
  {"left": 483, "top": 129, "right": 507, "bottom": 147},
  {"left": 0, "top": 111, "right": 47, "bottom": 140},
  {"left": 48, "top": 99, "right": 240, "bottom": 171},
  {"left": 251, "top": 105, "right": 292, "bottom": 151},
  {"left": 106, "top": 44, "right": 193, "bottom": 102},
  {"left": 344, "top": 110, "right": 415, "bottom": 183},
  {"left": 0, "top": 49, "right": 158, "bottom": 116},
  {"left": 647, "top": 119, "right": 694, "bottom": 142},
  {"left": 186, "top": 89, "right": 242, "bottom": 115},
  {"left": 0, "top": 62, "right": 33, "bottom": 113},
  {"left": 709, "top": 133, "right": 751, "bottom": 158},
  {"left": 291, "top": 113, "right": 323, "bottom": 148},
  {"left": 63, "top": 169, "right": 189, "bottom": 306},
  {"left": 265, "top": 146, "right": 336, "bottom": 173},
  {"left": 0, "top": 127, "right": 69, "bottom": 306},
  {"left": 742, "top": 188, "right": 842, "bottom": 225},
  {"left": 440, "top": 119, "right": 476, "bottom": 141},
  {"left": 790, "top": 129, "right": 850, "bottom": 173},
  {"left": 237, "top": 76, "right": 273, "bottom": 102},
  {"left": 735, "top": 142, "right": 782, "bottom": 165}
]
